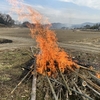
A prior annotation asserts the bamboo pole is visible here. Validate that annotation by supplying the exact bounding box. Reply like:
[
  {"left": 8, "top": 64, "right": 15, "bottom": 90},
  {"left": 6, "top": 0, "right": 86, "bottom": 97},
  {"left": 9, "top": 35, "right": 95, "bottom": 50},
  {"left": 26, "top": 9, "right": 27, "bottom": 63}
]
[
  {"left": 82, "top": 81, "right": 100, "bottom": 96},
  {"left": 74, "top": 71, "right": 100, "bottom": 92},
  {"left": 72, "top": 81, "right": 86, "bottom": 100},
  {"left": 11, "top": 68, "right": 32, "bottom": 94},
  {"left": 79, "top": 65, "right": 100, "bottom": 74},
  {"left": 31, "top": 58, "right": 37, "bottom": 100},
  {"left": 49, "top": 77, "right": 93, "bottom": 100},
  {"left": 46, "top": 75, "right": 58, "bottom": 100},
  {"left": 59, "top": 70, "right": 72, "bottom": 95},
  {"left": 89, "top": 72, "right": 100, "bottom": 85},
  {"left": 31, "top": 74, "right": 37, "bottom": 100}
]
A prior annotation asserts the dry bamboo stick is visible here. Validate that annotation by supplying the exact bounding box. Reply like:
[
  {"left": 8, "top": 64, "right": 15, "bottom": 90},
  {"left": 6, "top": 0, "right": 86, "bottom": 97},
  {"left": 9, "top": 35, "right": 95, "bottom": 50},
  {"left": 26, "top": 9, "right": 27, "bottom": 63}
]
[
  {"left": 59, "top": 70, "right": 72, "bottom": 95},
  {"left": 65, "top": 91, "right": 69, "bottom": 100},
  {"left": 79, "top": 65, "right": 100, "bottom": 74},
  {"left": 87, "top": 84, "right": 100, "bottom": 96},
  {"left": 82, "top": 81, "right": 100, "bottom": 96},
  {"left": 74, "top": 71, "right": 100, "bottom": 92},
  {"left": 55, "top": 65, "right": 72, "bottom": 95},
  {"left": 59, "top": 88, "right": 62, "bottom": 100},
  {"left": 44, "top": 88, "right": 49, "bottom": 100},
  {"left": 89, "top": 72, "right": 100, "bottom": 85},
  {"left": 31, "top": 75, "right": 37, "bottom": 100},
  {"left": 56, "top": 88, "right": 61, "bottom": 100},
  {"left": 30, "top": 46, "right": 34, "bottom": 54},
  {"left": 49, "top": 77, "right": 93, "bottom": 100},
  {"left": 26, "top": 49, "right": 34, "bottom": 59},
  {"left": 11, "top": 69, "right": 32, "bottom": 94},
  {"left": 46, "top": 75, "right": 58, "bottom": 100},
  {"left": 49, "top": 78, "right": 65, "bottom": 87},
  {"left": 31, "top": 59, "right": 37, "bottom": 100},
  {"left": 6, "top": 68, "right": 33, "bottom": 100},
  {"left": 73, "top": 81, "right": 86, "bottom": 100},
  {"left": 70, "top": 88, "right": 93, "bottom": 100}
]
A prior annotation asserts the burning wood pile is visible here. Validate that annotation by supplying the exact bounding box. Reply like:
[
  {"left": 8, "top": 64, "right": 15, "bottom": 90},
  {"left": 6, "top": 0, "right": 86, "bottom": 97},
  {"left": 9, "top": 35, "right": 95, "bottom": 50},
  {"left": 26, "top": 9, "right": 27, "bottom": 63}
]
[
  {"left": 8, "top": 0, "right": 100, "bottom": 100},
  {"left": 19, "top": 48, "right": 100, "bottom": 100}
]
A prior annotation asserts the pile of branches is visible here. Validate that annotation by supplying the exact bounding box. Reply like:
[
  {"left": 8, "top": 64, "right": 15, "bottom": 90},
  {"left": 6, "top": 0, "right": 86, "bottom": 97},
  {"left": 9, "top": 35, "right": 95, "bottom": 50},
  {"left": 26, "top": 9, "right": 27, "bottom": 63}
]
[
  {"left": 28, "top": 54, "right": 100, "bottom": 100},
  {"left": 35, "top": 65, "right": 100, "bottom": 100},
  {"left": 10, "top": 47, "right": 100, "bottom": 100}
]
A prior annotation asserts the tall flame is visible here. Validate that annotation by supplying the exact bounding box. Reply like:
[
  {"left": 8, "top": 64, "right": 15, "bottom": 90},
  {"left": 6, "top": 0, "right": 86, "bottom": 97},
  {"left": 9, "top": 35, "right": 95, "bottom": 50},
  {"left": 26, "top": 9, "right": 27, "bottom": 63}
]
[{"left": 8, "top": 0, "right": 79, "bottom": 76}]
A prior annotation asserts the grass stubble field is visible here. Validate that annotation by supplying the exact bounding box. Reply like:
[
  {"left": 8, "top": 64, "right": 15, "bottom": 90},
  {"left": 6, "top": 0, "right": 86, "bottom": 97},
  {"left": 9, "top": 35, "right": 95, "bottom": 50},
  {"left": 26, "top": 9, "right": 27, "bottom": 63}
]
[{"left": 0, "top": 28, "right": 100, "bottom": 100}]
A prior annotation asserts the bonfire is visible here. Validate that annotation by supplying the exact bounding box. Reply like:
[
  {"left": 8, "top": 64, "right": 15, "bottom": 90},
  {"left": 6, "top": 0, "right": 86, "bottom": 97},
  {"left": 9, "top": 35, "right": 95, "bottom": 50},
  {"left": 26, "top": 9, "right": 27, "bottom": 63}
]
[{"left": 8, "top": 0, "right": 100, "bottom": 100}]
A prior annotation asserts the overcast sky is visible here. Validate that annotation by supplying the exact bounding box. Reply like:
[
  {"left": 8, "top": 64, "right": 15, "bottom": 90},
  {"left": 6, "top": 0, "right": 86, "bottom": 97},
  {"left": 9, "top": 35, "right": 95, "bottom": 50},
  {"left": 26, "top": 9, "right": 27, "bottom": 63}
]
[{"left": 0, "top": 0, "right": 100, "bottom": 24}]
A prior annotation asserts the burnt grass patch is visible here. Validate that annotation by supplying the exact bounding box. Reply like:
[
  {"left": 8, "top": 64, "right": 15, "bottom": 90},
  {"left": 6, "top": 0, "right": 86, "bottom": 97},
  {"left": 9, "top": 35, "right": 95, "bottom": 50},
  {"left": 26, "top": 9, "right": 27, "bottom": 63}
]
[
  {"left": 65, "top": 48, "right": 100, "bottom": 70},
  {"left": 0, "top": 38, "right": 13, "bottom": 44}
]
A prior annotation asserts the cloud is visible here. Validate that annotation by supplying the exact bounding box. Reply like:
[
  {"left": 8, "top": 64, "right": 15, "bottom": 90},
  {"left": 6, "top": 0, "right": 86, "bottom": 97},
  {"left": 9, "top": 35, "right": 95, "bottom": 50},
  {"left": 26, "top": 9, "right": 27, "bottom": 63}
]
[
  {"left": 59, "top": 0, "right": 100, "bottom": 10},
  {"left": 31, "top": 5, "right": 100, "bottom": 24},
  {"left": 1, "top": 1, "right": 100, "bottom": 24}
]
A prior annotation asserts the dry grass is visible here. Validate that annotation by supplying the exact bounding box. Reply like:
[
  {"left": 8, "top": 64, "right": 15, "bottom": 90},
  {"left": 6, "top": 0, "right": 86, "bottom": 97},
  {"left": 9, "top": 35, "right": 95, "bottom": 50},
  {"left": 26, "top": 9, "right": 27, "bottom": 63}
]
[
  {"left": 0, "top": 48, "right": 32, "bottom": 100},
  {"left": 55, "top": 29, "right": 100, "bottom": 43}
]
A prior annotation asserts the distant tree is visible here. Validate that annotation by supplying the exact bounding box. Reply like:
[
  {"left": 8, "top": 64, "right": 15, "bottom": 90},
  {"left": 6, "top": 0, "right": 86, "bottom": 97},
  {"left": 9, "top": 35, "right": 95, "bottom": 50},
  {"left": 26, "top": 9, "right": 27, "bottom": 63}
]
[
  {"left": 0, "top": 14, "right": 4, "bottom": 24},
  {"left": 22, "top": 21, "right": 30, "bottom": 27},
  {"left": 89, "top": 23, "right": 100, "bottom": 30},
  {"left": 14, "top": 20, "right": 22, "bottom": 27},
  {"left": 15, "top": 20, "right": 21, "bottom": 25},
  {"left": 84, "top": 25, "right": 91, "bottom": 29},
  {"left": 0, "top": 13, "right": 14, "bottom": 26},
  {"left": 61, "top": 27, "right": 66, "bottom": 29},
  {"left": 83, "top": 23, "right": 100, "bottom": 30}
]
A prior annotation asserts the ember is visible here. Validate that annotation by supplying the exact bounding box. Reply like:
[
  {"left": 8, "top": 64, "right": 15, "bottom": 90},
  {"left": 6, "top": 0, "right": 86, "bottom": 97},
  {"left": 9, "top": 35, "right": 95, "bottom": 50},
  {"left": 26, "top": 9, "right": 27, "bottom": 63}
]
[
  {"left": 8, "top": 0, "right": 79, "bottom": 76},
  {"left": 96, "top": 73, "right": 100, "bottom": 79}
]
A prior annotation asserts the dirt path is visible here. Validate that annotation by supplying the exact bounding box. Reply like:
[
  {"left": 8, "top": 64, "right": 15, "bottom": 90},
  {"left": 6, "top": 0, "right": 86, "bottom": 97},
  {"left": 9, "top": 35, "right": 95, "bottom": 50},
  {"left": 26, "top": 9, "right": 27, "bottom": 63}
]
[
  {"left": 0, "top": 28, "right": 100, "bottom": 53},
  {"left": 0, "top": 35, "right": 99, "bottom": 53},
  {"left": 59, "top": 42, "right": 100, "bottom": 53},
  {"left": 0, "top": 35, "right": 36, "bottom": 50}
]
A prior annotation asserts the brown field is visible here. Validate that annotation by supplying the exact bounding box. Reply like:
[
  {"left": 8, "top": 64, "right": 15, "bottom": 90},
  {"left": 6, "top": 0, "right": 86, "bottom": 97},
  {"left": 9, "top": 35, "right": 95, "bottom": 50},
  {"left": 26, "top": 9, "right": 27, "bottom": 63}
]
[{"left": 0, "top": 28, "right": 100, "bottom": 100}]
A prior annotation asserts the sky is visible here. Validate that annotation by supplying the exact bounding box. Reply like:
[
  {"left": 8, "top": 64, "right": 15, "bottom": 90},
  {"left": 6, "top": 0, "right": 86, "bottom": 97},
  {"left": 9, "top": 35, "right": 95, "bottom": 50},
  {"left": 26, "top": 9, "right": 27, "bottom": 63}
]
[{"left": 0, "top": 0, "right": 100, "bottom": 25}]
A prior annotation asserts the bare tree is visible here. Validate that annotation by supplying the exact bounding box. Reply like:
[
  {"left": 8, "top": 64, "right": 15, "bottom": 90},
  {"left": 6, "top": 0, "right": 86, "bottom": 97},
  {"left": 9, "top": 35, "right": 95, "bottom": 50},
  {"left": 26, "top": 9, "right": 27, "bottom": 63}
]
[{"left": 0, "top": 13, "right": 14, "bottom": 26}]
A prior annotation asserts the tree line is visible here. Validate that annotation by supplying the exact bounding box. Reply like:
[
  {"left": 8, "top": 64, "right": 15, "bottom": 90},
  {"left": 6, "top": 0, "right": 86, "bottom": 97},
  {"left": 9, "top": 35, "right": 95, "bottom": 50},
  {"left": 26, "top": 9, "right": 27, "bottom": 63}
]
[
  {"left": 0, "top": 13, "right": 31, "bottom": 27},
  {"left": 0, "top": 13, "right": 14, "bottom": 26},
  {"left": 84, "top": 24, "right": 100, "bottom": 30}
]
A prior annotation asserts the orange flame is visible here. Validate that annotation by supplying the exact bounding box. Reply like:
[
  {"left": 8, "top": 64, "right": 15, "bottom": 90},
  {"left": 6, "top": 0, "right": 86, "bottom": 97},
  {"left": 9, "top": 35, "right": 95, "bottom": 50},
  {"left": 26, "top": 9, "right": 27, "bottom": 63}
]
[
  {"left": 96, "top": 73, "right": 100, "bottom": 79},
  {"left": 8, "top": 0, "right": 79, "bottom": 76}
]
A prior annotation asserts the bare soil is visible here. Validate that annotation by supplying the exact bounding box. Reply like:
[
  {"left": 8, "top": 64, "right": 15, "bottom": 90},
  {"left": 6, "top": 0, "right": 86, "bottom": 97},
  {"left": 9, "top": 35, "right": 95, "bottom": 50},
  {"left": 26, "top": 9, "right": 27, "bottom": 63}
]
[
  {"left": 0, "top": 28, "right": 100, "bottom": 100},
  {"left": 0, "top": 28, "right": 36, "bottom": 50}
]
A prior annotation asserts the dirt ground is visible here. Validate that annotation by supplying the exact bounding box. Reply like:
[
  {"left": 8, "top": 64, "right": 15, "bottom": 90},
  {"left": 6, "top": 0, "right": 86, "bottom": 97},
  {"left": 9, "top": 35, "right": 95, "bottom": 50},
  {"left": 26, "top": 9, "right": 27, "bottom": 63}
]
[
  {"left": 0, "top": 28, "right": 100, "bottom": 100},
  {"left": 0, "top": 28, "right": 36, "bottom": 50},
  {"left": 0, "top": 28, "right": 100, "bottom": 52}
]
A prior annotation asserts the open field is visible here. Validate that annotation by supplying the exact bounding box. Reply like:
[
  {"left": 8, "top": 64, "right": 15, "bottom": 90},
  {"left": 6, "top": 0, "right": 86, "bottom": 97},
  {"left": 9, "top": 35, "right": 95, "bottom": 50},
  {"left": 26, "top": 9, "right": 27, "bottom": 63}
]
[
  {"left": 0, "top": 28, "right": 36, "bottom": 50},
  {"left": 55, "top": 29, "right": 100, "bottom": 52},
  {"left": 0, "top": 28, "right": 100, "bottom": 51},
  {"left": 0, "top": 28, "right": 100, "bottom": 100}
]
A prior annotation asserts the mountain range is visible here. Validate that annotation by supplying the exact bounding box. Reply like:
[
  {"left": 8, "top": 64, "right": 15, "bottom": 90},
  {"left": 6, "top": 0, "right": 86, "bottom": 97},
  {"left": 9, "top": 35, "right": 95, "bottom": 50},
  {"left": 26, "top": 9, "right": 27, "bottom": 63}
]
[{"left": 51, "top": 22, "right": 99, "bottom": 29}]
